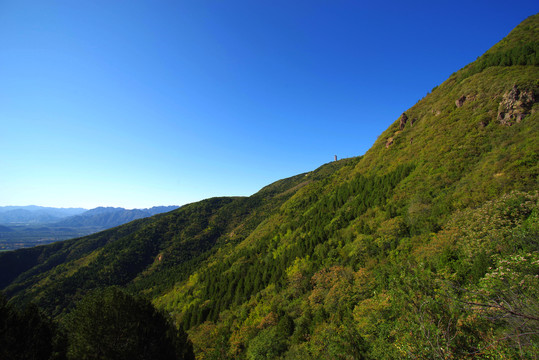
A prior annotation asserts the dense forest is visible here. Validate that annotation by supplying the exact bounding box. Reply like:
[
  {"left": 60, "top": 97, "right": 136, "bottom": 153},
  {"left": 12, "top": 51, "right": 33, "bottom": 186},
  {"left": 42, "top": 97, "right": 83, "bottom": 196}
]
[{"left": 1, "top": 14, "right": 538, "bottom": 360}]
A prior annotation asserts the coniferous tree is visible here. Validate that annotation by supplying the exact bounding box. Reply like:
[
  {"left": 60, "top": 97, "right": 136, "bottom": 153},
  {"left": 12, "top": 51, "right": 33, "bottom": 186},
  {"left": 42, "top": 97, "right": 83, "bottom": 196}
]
[
  {"left": 0, "top": 293, "right": 66, "bottom": 360},
  {"left": 64, "top": 287, "right": 194, "bottom": 360}
]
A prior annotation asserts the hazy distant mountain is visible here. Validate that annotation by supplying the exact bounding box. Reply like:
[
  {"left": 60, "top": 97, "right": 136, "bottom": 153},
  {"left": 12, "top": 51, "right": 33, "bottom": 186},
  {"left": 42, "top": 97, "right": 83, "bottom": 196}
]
[
  {"left": 0, "top": 206, "right": 87, "bottom": 224},
  {"left": 0, "top": 225, "right": 13, "bottom": 232},
  {"left": 53, "top": 206, "right": 179, "bottom": 228},
  {"left": 0, "top": 205, "right": 180, "bottom": 250},
  {"left": 0, "top": 206, "right": 178, "bottom": 228}
]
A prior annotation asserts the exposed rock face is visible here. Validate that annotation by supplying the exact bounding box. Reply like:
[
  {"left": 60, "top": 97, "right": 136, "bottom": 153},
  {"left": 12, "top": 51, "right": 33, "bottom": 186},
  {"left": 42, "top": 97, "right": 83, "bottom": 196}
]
[
  {"left": 455, "top": 95, "right": 467, "bottom": 108},
  {"left": 399, "top": 112, "right": 408, "bottom": 130},
  {"left": 385, "top": 137, "right": 394, "bottom": 148},
  {"left": 497, "top": 85, "right": 536, "bottom": 126},
  {"left": 455, "top": 94, "right": 476, "bottom": 108},
  {"left": 478, "top": 119, "right": 489, "bottom": 128}
]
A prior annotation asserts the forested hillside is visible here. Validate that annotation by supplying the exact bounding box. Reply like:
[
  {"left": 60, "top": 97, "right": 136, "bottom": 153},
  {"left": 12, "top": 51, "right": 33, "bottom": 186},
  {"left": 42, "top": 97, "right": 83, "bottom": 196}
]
[
  {"left": 1, "top": 14, "right": 538, "bottom": 360},
  {"left": 0, "top": 161, "right": 352, "bottom": 315}
]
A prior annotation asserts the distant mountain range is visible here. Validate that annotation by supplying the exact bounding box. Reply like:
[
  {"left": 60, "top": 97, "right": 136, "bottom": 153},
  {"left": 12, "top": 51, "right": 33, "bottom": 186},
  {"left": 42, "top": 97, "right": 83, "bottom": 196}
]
[
  {"left": 52, "top": 206, "right": 180, "bottom": 228},
  {"left": 0, "top": 206, "right": 86, "bottom": 224},
  {"left": 0, "top": 205, "right": 179, "bottom": 250},
  {"left": 0, "top": 205, "right": 178, "bottom": 227}
]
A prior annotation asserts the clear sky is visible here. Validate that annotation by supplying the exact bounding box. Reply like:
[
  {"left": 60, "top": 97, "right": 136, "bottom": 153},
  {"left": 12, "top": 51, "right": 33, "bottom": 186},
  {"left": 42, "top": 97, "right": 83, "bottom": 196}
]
[{"left": 0, "top": 1, "right": 537, "bottom": 209}]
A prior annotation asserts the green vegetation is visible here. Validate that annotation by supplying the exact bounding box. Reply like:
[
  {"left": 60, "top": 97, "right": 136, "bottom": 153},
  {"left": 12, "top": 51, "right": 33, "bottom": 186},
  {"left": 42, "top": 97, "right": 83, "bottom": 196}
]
[
  {"left": 65, "top": 287, "right": 194, "bottom": 360},
  {"left": 1, "top": 13, "right": 538, "bottom": 360},
  {"left": 458, "top": 14, "right": 539, "bottom": 81},
  {"left": 0, "top": 293, "right": 66, "bottom": 360},
  {"left": 1, "top": 289, "right": 194, "bottom": 360}
]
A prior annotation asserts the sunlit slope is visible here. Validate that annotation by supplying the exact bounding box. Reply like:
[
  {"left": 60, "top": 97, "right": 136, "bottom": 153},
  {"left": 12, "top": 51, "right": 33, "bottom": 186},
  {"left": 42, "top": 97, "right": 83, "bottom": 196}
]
[
  {"left": 150, "top": 14, "right": 538, "bottom": 359},
  {"left": 0, "top": 158, "right": 359, "bottom": 316},
  {"left": 156, "top": 62, "right": 538, "bottom": 319},
  {"left": 154, "top": 12, "right": 538, "bottom": 313},
  {"left": 357, "top": 65, "right": 538, "bottom": 226}
]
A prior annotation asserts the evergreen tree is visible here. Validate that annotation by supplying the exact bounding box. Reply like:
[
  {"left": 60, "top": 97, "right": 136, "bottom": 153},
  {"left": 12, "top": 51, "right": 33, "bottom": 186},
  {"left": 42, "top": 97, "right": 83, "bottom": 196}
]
[
  {"left": 0, "top": 293, "right": 66, "bottom": 360},
  {"left": 64, "top": 287, "right": 194, "bottom": 360}
]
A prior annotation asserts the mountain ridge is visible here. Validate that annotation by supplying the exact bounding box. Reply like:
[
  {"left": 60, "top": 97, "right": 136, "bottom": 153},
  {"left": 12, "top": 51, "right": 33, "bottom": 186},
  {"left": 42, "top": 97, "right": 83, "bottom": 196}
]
[
  {"left": 0, "top": 206, "right": 87, "bottom": 224},
  {"left": 53, "top": 205, "right": 180, "bottom": 228},
  {"left": 0, "top": 205, "right": 180, "bottom": 251}
]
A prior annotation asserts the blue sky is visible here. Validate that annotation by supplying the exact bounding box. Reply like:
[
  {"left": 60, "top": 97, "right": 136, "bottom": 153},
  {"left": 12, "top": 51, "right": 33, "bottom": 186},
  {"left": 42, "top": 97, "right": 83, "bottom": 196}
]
[{"left": 0, "top": 1, "right": 537, "bottom": 209}]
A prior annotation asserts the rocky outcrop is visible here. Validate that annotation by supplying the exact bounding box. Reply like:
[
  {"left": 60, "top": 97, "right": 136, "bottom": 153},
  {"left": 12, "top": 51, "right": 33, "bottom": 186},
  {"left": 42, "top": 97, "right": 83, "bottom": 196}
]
[
  {"left": 455, "top": 95, "right": 467, "bottom": 108},
  {"left": 399, "top": 113, "right": 408, "bottom": 130},
  {"left": 386, "top": 113, "right": 412, "bottom": 149},
  {"left": 455, "top": 94, "right": 476, "bottom": 108},
  {"left": 497, "top": 85, "right": 536, "bottom": 126}
]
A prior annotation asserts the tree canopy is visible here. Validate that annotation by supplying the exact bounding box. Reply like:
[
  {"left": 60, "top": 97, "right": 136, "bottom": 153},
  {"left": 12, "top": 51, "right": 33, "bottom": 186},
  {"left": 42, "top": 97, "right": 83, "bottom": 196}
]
[{"left": 64, "top": 287, "right": 194, "bottom": 360}]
